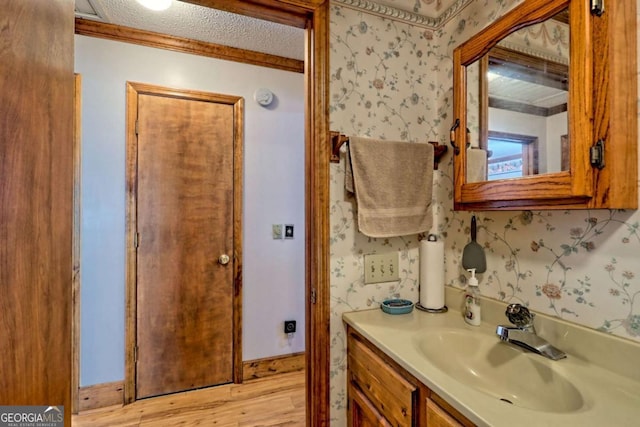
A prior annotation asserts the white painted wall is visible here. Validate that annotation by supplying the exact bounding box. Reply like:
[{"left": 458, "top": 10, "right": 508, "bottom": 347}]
[
  {"left": 75, "top": 35, "right": 305, "bottom": 387},
  {"left": 545, "top": 111, "right": 568, "bottom": 172},
  {"left": 488, "top": 107, "right": 547, "bottom": 171},
  {"left": 489, "top": 108, "right": 568, "bottom": 174}
]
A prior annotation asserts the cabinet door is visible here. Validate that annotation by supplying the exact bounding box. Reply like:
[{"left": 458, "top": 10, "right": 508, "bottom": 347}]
[
  {"left": 452, "top": 0, "right": 637, "bottom": 210},
  {"left": 349, "top": 383, "right": 393, "bottom": 427},
  {"left": 426, "top": 399, "right": 463, "bottom": 427},
  {"left": 348, "top": 336, "right": 416, "bottom": 425}
]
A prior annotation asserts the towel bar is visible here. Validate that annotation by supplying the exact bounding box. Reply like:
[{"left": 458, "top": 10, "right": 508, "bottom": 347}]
[
  {"left": 330, "top": 131, "right": 349, "bottom": 163},
  {"left": 330, "top": 131, "right": 448, "bottom": 170}
]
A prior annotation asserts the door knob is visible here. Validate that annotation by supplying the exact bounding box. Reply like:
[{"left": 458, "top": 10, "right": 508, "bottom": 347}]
[{"left": 218, "top": 254, "right": 230, "bottom": 265}]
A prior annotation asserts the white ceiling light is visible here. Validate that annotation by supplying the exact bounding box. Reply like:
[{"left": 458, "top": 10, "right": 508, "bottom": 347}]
[{"left": 136, "top": 0, "right": 172, "bottom": 11}]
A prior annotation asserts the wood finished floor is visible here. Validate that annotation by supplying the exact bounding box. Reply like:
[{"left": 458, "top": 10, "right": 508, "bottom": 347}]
[{"left": 72, "top": 371, "right": 305, "bottom": 426}]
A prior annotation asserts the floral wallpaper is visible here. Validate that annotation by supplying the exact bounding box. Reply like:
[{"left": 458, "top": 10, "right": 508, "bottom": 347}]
[{"left": 329, "top": 0, "right": 640, "bottom": 425}]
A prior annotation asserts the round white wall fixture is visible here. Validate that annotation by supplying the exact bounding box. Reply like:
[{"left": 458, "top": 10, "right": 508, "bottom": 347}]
[
  {"left": 136, "top": 0, "right": 172, "bottom": 11},
  {"left": 254, "top": 88, "right": 274, "bottom": 107}
]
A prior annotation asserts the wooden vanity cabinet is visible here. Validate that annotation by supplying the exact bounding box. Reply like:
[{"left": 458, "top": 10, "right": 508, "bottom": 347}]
[{"left": 346, "top": 326, "right": 474, "bottom": 426}]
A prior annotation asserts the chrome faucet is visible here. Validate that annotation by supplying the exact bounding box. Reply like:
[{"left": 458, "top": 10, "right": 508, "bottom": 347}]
[{"left": 496, "top": 304, "right": 567, "bottom": 360}]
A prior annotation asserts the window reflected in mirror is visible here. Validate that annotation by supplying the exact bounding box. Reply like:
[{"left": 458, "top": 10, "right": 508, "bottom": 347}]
[{"left": 487, "top": 131, "right": 538, "bottom": 180}]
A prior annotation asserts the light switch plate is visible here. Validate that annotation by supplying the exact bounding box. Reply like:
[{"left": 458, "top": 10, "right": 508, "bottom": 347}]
[
  {"left": 364, "top": 252, "right": 399, "bottom": 284},
  {"left": 272, "top": 224, "right": 283, "bottom": 239}
]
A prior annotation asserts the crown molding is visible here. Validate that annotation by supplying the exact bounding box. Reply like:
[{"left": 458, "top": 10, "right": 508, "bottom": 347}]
[
  {"left": 333, "top": 0, "right": 473, "bottom": 29},
  {"left": 498, "top": 40, "right": 568, "bottom": 66}
]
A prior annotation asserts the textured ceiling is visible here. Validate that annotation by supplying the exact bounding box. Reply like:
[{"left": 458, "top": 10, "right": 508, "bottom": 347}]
[
  {"left": 75, "top": 0, "right": 471, "bottom": 60},
  {"left": 75, "top": 0, "right": 306, "bottom": 60}
]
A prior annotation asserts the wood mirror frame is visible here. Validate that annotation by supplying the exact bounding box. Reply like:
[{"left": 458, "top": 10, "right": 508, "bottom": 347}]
[{"left": 452, "top": 0, "right": 637, "bottom": 210}]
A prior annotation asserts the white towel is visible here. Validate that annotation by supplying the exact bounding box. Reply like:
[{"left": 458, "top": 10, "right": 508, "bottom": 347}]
[
  {"left": 467, "top": 148, "right": 487, "bottom": 182},
  {"left": 345, "top": 136, "right": 434, "bottom": 237}
]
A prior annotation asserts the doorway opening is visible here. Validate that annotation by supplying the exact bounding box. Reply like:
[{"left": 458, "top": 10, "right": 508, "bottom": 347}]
[{"left": 72, "top": 1, "right": 330, "bottom": 425}]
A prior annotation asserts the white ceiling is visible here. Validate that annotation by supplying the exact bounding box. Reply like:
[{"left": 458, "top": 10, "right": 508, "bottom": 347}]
[
  {"left": 74, "top": 0, "right": 471, "bottom": 60},
  {"left": 489, "top": 76, "right": 567, "bottom": 109},
  {"left": 75, "top": 0, "right": 306, "bottom": 59}
]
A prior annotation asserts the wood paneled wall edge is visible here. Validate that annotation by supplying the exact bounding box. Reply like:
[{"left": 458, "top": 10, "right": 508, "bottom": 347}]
[
  {"left": 78, "top": 351, "right": 304, "bottom": 412},
  {"left": 74, "top": 18, "right": 304, "bottom": 74},
  {"left": 243, "top": 352, "right": 305, "bottom": 381},
  {"left": 78, "top": 381, "right": 125, "bottom": 412}
]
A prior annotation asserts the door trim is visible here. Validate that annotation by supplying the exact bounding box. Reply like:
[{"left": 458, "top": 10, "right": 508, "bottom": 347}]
[
  {"left": 74, "top": 18, "right": 304, "bottom": 74},
  {"left": 124, "top": 82, "right": 244, "bottom": 403},
  {"left": 72, "top": 73, "right": 82, "bottom": 414},
  {"left": 190, "top": 6, "right": 332, "bottom": 424}
]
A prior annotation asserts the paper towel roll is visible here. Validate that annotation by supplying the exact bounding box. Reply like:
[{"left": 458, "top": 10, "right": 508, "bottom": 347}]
[{"left": 419, "top": 238, "right": 445, "bottom": 310}]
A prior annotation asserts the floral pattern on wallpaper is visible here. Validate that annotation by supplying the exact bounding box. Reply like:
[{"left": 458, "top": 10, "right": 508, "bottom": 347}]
[
  {"left": 329, "top": 1, "right": 640, "bottom": 425},
  {"left": 330, "top": 6, "right": 440, "bottom": 142},
  {"left": 500, "top": 15, "right": 570, "bottom": 63},
  {"left": 463, "top": 210, "right": 640, "bottom": 334},
  {"left": 329, "top": 4, "right": 444, "bottom": 423}
]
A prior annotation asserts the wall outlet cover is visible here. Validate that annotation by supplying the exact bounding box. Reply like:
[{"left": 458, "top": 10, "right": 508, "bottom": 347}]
[
  {"left": 284, "top": 320, "right": 296, "bottom": 333},
  {"left": 284, "top": 224, "right": 294, "bottom": 239}
]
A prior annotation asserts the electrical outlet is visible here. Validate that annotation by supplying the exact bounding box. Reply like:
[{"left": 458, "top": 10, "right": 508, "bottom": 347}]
[
  {"left": 364, "top": 252, "right": 399, "bottom": 284},
  {"left": 272, "top": 224, "right": 283, "bottom": 239},
  {"left": 284, "top": 320, "right": 296, "bottom": 334}
]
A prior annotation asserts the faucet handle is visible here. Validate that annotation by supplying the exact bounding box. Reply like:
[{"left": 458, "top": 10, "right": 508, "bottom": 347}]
[{"left": 506, "top": 304, "right": 534, "bottom": 327}]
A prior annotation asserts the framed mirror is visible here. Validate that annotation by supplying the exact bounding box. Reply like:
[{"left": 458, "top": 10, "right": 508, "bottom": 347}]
[
  {"left": 478, "top": 17, "right": 570, "bottom": 181},
  {"left": 452, "top": 0, "right": 594, "bottom": 209}
]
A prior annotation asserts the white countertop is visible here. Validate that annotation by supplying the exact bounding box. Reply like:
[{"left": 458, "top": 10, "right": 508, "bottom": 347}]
[{"left": 342, "top": 290, "right": 640, "bottom": 426}]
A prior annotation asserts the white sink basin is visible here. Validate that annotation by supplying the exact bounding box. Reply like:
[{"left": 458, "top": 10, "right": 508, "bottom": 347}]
[{"left": 414, "top": 329, "right": 584, "bottom": 413}]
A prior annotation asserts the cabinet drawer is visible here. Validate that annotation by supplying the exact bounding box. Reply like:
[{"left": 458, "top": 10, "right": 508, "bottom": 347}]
[
  {"left": 348, "top": 335, "right": 417, "bottom": 426},
  {"left": 349, "top": 382, "right": 394, "bottom": 427},
  {"left": 426, "top": 398, "right": 463, "bottom": 427}
]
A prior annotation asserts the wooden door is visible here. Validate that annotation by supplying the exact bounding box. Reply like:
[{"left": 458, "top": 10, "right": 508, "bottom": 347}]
[
  {"left": 0, "top": 0, "right": 74, "bottom": 425},
  {"left": 186, "top": 2, "right": 332, "bottom": 424},
  {"left": 127, "top": 83, "right": 243, "bottom": 400}
]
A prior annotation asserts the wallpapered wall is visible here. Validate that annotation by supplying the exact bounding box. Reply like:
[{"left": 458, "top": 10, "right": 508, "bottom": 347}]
[{"left": 329, "top": 0, "right": 640, "bottom": 424}]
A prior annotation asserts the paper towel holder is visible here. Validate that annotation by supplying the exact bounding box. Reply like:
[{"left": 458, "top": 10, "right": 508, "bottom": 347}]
[
  {"left": 416, "top": 234, "right": 448, "bottom": 313},
  {"left": 416, "top": 303, "right": 448, "bottom": 313}
]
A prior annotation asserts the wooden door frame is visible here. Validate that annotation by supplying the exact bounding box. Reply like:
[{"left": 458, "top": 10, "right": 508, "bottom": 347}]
[
  {"left": 189, "top": 2, "right": 331, "bottom": 425},
  {"left": 72, "top": 73, "right": 82, "bottom": 414},
  {"left": 2, "top": 2, "right": 74, "bottom": 423},
  {"left": 124, "top": 82, "right": 245, "bottom": 402}
]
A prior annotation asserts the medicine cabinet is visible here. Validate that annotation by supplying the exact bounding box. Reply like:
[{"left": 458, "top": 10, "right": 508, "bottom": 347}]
[{"left": 451, "top": 0, "right": 637, "bottom": 210}]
